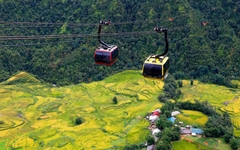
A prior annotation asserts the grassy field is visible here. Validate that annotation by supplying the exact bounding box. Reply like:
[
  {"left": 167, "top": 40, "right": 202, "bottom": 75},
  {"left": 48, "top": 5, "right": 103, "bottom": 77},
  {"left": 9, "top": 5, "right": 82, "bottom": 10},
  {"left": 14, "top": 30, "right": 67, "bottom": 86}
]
[
  {"left": 176, "top": 110, "right": 208, "bottom": 127},
  {"left": 173, "top": 136, "right": 231, "bottom": 150},
  {"left": 183, "top": 136, "right": 231, "bottom": 150},
  {"left": 0, "top": 70, "right": 163, "bottom": 149},
  {"left": 173, "top": 140, "right": 211, "bottom": 150}
]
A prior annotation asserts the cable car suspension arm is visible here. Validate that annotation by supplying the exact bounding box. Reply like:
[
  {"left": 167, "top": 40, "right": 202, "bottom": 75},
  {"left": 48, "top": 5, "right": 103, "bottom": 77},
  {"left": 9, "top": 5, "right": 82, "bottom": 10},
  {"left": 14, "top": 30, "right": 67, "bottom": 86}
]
[
  {"left": 98, "top": 20, "right": 111, "bottom": 48},
  {"left": 154, "top": 27, "right": 168, "bottom": 58}
]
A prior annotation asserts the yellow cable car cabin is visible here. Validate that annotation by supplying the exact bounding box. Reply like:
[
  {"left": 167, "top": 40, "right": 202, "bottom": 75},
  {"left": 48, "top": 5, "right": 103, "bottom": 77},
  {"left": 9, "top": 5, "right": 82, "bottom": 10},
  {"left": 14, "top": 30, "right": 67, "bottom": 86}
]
[
  {"left": 142, "top": 27, "right": 169, "bottom": 79},
  {"left": 142, "top": 55, "right": 169, "bottom": 79}
]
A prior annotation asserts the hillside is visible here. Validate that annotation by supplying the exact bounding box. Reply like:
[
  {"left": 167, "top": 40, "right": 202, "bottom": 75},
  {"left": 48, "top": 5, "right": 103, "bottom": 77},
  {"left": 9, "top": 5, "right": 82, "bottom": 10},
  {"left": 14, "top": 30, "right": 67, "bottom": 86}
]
[
  {"left": 0, "top": 72, "right": 40, "bottom": 85},
  {"left": 0, "top": 70, "right": 164, "bottom": 149},
  {"left": 0, "top": 0, "right": 239, "bottom": 85},
  {"left": 0, "top": 71, "right": 239, "bottom": 149}
]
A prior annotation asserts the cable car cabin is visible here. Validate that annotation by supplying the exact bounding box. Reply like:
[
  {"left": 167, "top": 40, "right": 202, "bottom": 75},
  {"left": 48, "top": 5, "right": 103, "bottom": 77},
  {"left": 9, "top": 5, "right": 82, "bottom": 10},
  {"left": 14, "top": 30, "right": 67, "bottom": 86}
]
[
  {"left": 142, "top": 55, "right": 169, "bottom": 79},
  {"left": 94, "top": 45, "right": 119, "bottom": 66}
]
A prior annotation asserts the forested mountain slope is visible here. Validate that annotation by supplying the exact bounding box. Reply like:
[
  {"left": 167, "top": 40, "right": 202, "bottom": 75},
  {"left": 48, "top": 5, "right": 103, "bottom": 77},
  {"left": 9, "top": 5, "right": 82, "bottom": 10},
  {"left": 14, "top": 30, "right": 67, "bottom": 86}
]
[{"left": 0, "top": 0, "right": 239, "bottom": 85}]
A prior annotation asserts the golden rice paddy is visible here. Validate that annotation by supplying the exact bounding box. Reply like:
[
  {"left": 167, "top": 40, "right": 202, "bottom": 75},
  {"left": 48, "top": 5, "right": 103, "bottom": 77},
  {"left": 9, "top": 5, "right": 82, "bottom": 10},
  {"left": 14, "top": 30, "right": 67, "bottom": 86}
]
[
  {"left": 1, "top": 71, "right": 239, "bottom": 150},
  {"left": 179, "top": 80, "right": 240, "bottom": 136},
  {"left": 176, "top": 110, "right": 208, "bottom": 126},
  {"left": 0, "top": 70, "right": 163, "bottom": 149}
]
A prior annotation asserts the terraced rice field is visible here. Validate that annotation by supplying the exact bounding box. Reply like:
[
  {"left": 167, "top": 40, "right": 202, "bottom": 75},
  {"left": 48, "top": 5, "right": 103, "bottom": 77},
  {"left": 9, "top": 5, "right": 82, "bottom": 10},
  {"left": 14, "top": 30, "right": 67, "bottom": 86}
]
[
  {"left": 179, "top": 80, "right": 240, "bottom": 136},
  {"left": 0, "top": 70, "right": 163, "bottom": 149},
  {"left": 1, "top": 71, "right": 239, "bottom": 149}
]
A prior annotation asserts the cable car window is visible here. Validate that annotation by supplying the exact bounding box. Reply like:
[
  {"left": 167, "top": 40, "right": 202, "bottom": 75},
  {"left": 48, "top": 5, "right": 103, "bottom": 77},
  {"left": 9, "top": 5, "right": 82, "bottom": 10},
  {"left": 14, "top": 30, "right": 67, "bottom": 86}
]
[
  {"left": 143, "top": 64, "right": 151, "bottom": 75},
  {"left": 163, "top": 59, "right": 169, "bottom": 74},
  {"left": 152, "top": 65, "right": 162, "bottom": 77},
  {"left": 143, "top": 64, "right": 162, "bottom": 78},
  {"left": 112, "top": 47, "right": 119, "bottom": 60},
  {"left": 95, "top": 51, "right": 110, "bottom": 63}
]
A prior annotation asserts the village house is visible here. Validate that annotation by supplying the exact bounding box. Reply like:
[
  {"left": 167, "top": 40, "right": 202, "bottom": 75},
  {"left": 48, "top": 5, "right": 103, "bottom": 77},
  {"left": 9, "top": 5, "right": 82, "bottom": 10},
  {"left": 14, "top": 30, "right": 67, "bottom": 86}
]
[
  {"left": 147, "top": 144, "right": 156, "bottom": 150},
  {"left": 148, "top": 109, "right": 161, "bottom": 123},
  {"left": 180, "top": 125, "right": 203, "bottom": 136},
  {"left": 180, "top": 127, "right": 191, "bottom": 135},
  {"left": 152, "top": 128, "right": 161, "bottom": 136},
  {"left": 171, "top": 111, "right": 180, "bottom": 117}
]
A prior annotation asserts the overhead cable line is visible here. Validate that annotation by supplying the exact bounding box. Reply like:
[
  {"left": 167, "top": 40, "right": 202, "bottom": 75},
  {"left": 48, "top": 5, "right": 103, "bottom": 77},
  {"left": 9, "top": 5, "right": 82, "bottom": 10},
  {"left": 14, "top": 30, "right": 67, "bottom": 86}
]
[
  {"left": 0, "top": 40, "right": 76, "bottom": 47},
  {"left": 0, "top": 27, "right": 183, "bottom": 47},
  {"left": 0, "top": 22, "right": 203, "bottom": 41},
  {"left": 5, "top": 5, "right": 237, "bottom": 27},
  {"left": 0, "top": 5, "right": 238, "bottom": 28},
  {"left": 0, "top": 31, "right": 157, "bottom": 40},
  {"left": 0, "top": 14, "right": 190, "bottom": 27},
  {"left": 0, "top": 21, "right": 97, "bottom": 27},
  {"left": 0, "top": 25, "right": 60, "bottom": 28}
]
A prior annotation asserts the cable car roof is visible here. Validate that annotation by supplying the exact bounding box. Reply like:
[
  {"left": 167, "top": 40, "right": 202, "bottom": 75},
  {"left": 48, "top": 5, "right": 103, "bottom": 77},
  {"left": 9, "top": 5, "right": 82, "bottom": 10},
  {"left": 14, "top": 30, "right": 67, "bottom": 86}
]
[
  {"left": 96, "top": 45, "right": 118, "bottom": 51},
  {"left": 144, "top": 55, "right": 169, "bottom": 65}
]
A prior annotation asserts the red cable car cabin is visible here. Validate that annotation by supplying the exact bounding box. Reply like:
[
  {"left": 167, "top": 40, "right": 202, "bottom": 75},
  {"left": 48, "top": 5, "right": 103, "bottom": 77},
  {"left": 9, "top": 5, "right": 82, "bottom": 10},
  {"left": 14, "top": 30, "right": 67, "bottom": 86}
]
[{"left": 94, "top": 45, "right": 119, "bottom": 66}]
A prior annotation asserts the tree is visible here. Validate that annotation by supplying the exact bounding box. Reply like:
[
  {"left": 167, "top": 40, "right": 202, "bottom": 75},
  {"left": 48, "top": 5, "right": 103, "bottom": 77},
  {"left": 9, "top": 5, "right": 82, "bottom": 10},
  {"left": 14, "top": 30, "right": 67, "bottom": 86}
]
[
  {"left": 123, "top": 143, "right": 145, "bottom": 150},
  {"left": 112, "top": 96, "right": 118, "bottom": 104},
  {"left": 161, "top": 134, "right": 171, "bottom": 143},
  {"left": 175, "top": 89, "right": 182, "bottom": 99},
  {"left": 164, "top": 101, "right": 174, "bottom": 111},
  {"left": 156, "top": 116, "right": 172, "bottom": 130},
  {"left": 223, "top": 133, "right": 233, "bottom": 143},
  {"left": 75, "top": 117, "right": 84, "bottom": 125},
  {"left": 161, "top": 128, "right": 180, "bottom": 141},
  {"left": 146, "top": 136, "right": 155, "bottom": 146},
  {"left": 156, "top": 141, "right": 171, "bottom": 150},
  {"left": 174, "top": 71, "right": 185, "bottom": 80},
  {"left": 177, "top": 80, "right": 183, "bottom": 87},
  {"left": 158, "top": 94, "right": 168, "bottom": 103},
  {"left": 173, "top": 126, "right": 180, "bottom": 132},
  {"left": 124, "top": 144, "right": 141, "bottom": 150},
  {"left": 164, "top": 110, "right": 171, "bottom": 118},
  {"left": 171, "top": 131, "right": 180, "bottom": 141},
  {"left": 229, "top": 137, "right": 238, "bottom": 150},
  {"left": 190, "top": 80, "right": 194, "bottom": 85}
]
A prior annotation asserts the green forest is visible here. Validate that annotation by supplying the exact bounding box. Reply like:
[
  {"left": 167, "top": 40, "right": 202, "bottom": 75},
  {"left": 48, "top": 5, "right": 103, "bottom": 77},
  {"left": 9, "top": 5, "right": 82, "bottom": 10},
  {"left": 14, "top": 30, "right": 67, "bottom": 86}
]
[{"left": 0, "top": 0, "right": 240, "bottom": 85}]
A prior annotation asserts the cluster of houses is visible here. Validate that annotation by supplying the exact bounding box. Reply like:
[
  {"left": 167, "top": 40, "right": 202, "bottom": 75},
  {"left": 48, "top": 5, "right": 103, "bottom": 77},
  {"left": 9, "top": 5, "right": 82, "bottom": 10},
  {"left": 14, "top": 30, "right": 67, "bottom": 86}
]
[
  {"left": 147, "top": 109, "right": 161, "bottom": 136},
  {"left": 145, "top": 109, "right": 203, "bottom": 149}
]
